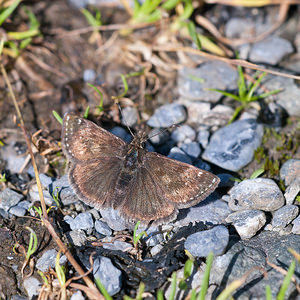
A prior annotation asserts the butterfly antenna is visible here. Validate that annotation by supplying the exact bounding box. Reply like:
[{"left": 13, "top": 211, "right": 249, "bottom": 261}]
[
  {"left": 117, "top": 102, "right": 135, "bottom": 138},
  {"left": 147, "top": 124, "right": 179, "bottom": 140}
]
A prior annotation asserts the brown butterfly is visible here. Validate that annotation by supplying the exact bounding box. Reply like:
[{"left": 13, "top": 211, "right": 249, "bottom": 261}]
[{"left": 62, "top": 114, "right": 220, "bottom": 224}]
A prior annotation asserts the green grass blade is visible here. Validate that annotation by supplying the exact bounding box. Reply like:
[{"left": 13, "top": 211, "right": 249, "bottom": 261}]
[
  {"left": 25, "top": 227, "right": 38, "bottom": 260},
  {"left": 250, "top": 167, "right": 265, "bottom": 179},
  {"left": 0, "top": 38, "right": 4, "bottom": 55},
  {"left": 52, "top": 110, "right": 63, "bottom": 125},
  {"left": 276, "top": 260, "right": 296, "bottom": 300},
  {"left": 95, "top": 278, "right": 113, "bottom": 300},
  {"left": 157, "top": 289, "right": 164, "bottom": 300},
  {"left": 141, "top": 0, "right": 161, "bottom": 16},
  {"left": 266, "top": 285, "right": 272, "bottom": 300},
  {"left": 184, "top": 259, "right": 194, "bottom": 278},
  {"left": 246, "top": 72, "right": 266, "bottom": 101},
  {"left": 7, "top": 29, "right": 40, "bottom": 40},
  {"left": 198, "top": 252, "right": 213, "bottom": 300},
  {"left": 162, "top": 0, "right": 181, "bottom": 10},
  {"left": 23, "top": 6, "right": 40, "bottom": 30},
  {"left": 169, "top": 272, "right": 177, "bottom": 300},
  {"left": 136, "top": 282, "right": 145, "bottom": 300},
  {"left": 0, "top": 0, "right": 22, "bottom": 26},
  {"left": 83, "top": 106, "right": 90, "bottom": 118},
  {"left": 81, "top": 8, "right": 101, "bottom": 26},
  {"left": 187, "top": 21, "right": 201, "bottom": 50},
  {"left": 227, "top": 105, "right": 245, "bottom": 124},
  {"left": 255, "top": 89, "right": 282, "bottom": 100},
  {"left": 207, "top": 88, "right": 241, "bottom": 101}
]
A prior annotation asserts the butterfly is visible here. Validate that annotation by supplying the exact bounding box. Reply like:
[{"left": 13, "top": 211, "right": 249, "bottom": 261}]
[{"left": 62, "top": 113, "right": 220, "bottom": 224}]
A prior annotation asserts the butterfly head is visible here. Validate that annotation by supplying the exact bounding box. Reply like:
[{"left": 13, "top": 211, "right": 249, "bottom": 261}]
[{"left": 130, "top": 130, "right": 148, "bottom": 150}]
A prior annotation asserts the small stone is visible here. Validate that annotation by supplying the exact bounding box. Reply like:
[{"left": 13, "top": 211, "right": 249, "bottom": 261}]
[
  {"left": 284, "top": 182, "right": 300, "bottom": 205},
  {"left": 292, "top": 215, "right": 300, "bottom": 234},
  {"left": 93, "top": 256, "right": 122, "bottom": 296},
  {"left": 109, "top": 126, "right": 128, "bottom": 141},
  {"left": 177, "top": 62, "right": 238, "bottom": 102},
  {"left": 0, "top": 188, "right": 24, "bottom": 211},
  {"left": 102, "top": 240, "right": 132, "bottom": 251},
  {"left": 148, "top": 128, "right": 170, "bottom": 146},
  {"left": 36, "top": 249, "right": 67, "bottom": 272},
  {"left": 95, "top": 220, "right": 112, "bottom": 236},
  {"left": 167, "top": 147, "right": 192, "bottom": 164},
  {"left": 228, "top": 178, "right": 285, "bottom": 211},
  {"left": 197, "top": 130, "right": 210, "bottom": 149},
  {"left": 39, "top": 174, "right": 54, "bottom": 188},
  {"left": 193, "top": 159, "right": 212, "bottom": 172},
  {"left": 175, "top": 193, "right": 231, "bottom": 226},
  {"left": 202, "top": 119, "right": 264, "bottom": 172},
  {"left": 9, "top": 205, "right": 26, "bottom": 217},
  {"left": 225, "top": 17, "right": 254, "bottom": 39},
  {"left": 226, "top": 210, "right": 266, "bottom": 239},
  {"left": 100, "top": 208, "right": 134, "bottom": 231},
  {"left": 29, "top": 184, "right": 53, "bottom": 206},
  {"left": 280, "top": 159, "right": 300, "bottom": 186},
  {"left": 150, "top": 244, "right": 163, "bottom": 256},
  {"left": 83, "top": 69, "right": 96, "bottom": 82},
  {"left": 271, "top": 205, "right": 299, "bottom": 230},
  {"left": 17, "top": 200, "right": 31, "bottom": 210},
  {"left": 147, "top": 103, "right": 187, "bottom": 128},
  {"left": 180, "top": 142, "right": 201, "bottom": 161},
  {"left": 64, "top": 212, "right": 94, "bottom": 231},
  {"left": 137, "top": 225, "right": 164, "bottom": 247},
  {"left": 249, "top": 36, "right": 293, "bottom": 65},
  {"left": 171, "top": 125, "right": 196, "bottom": 142},
  {"left": 70, "top": 290, "right": 85, "bottom": 300},
  {"left": 67, "top": 229, "right": 87, "bottom": 247},
  {"left": 23, "top": 277, "right": 41, "bottom": 299},
  {"left": 121, "top": 106, "right": 138, "bottom": 127},
  {"left": 184, "top": 225, "right": 229, "bottom": 257}
]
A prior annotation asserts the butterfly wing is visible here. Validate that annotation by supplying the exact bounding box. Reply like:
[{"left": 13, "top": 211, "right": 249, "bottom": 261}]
[
  {"left": 119, "top": 151, "right": 219, "bottom": 224},
  {"left": 62, "top": 113, "right": 126, "bottom": 163},
  {"left": 62, "top": 113, "right": 128, "bottom": 207}
]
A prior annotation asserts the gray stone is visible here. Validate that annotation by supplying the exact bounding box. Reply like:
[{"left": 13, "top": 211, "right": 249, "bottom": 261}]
[
  {"left": 121, "top": 106, "right": 138, "bottom": 127},
  {"left": 175, "top": 193, "right": 231, "bottom": 226},
  {"left": 228, "top": 178, "right": 285, "bottom": 211},
  {"left": 193, "top": 159, "right": 212, "bottom": 172},
  {"left": 39, "top": 174, "right": 54, "bottom": 188},
  {"left": 171, "top": 125, "right": 196, "bottom": 142},
  {"left": 36, "top": 249, "right": 67, "bottom": 272},
  {"left": 9, "top": 205, "right": 26, "bottom": 217},
  {"left": 148, "top": 128, "right": 170, "bottom": 146},
  {"left": 177, "top": 62, "right": 238, "bottom": 102},
  {"left": 284, "top": 182, "right": 300, "bottom": 205},
  {"left": 137, "top": 225, "right": 164, "bottom": 247},
  {"left": 150, "top": 244, "right": 163, "bottom": 256},
  {"left": 102, "top": 240, "right": 132, "bottom": 251},
  {"left": 292, "top": 215, "right": 300, "bottom": 234},
  {"left": 202, "top": 119, "right": 264, "bottom": 172},
  {"left": 147, "top": 103, "right": 187, "bottom": 128},
  {"left": 197, "top": 130, "right": 210, "bottom": 149},
  {"left": 0, "top": 188, "right": 24, "bottom": 211},
  {"left": 179, "top": 100, "right": 234, "bottom": 127},
  {"left": 167, "top": 147, "right": 192, "bottom": 164},
  {"left": 70, "top": 290, "right": 85, "bottom": 300},
  {"left": 180, "top": 142, "right": 201, "bottom": 161},
  {"left": 100, "top": 208, "right": 135, "bottom": 231},
  {"left": 109, "top": 126, "right": 128, "bottom": 141},
  {"left": 226, "top": 210, "right": 266, "bottom": 239},
  {"left": 64, "top": 212, "right": 94, "bottom": 230},
  {"left": 249, "top": 36, "right": 293, "bottom": 65},
  {"left": 17, "top": 200, "right": 31, "bottom": 210},
  {"left": 95, "top": 220, "right": 112, "bottom": 236},
  {"left": 210, "top": 232, "right": 300, "bottom": 299},
  {"left": 83, "top": 69, "right": 96, "bottom": 82},
  {"left": 271, "top": 205, "right": 299, "bottom": 230},
  {"left": 263, "top": 75, "right": 300, "bottom": 117},
  {"left": 67, "top": 229, "right": 87, "bottom": 247},
  {"left": 225, "top": 17, "right": 255, "bottom": 39},
  {"left": 93, "top": 256, "right": 122, "bottom": 296},
  {"left": 280, "top": 159, "right": 300, "bottom": 186},
  {"left": 184, "top": 225, "right": 229, "bottom": 257},
  {"left": 23, "top": 277, "right": 41, "bottom": 299},
  {"left": 29, "top": 184, "right": 53, "bottom": 206}
]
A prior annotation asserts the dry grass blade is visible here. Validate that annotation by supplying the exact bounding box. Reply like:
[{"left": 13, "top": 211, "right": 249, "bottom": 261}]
[{"left": 204, "top": 0, "right": 300, "bottom": 6}]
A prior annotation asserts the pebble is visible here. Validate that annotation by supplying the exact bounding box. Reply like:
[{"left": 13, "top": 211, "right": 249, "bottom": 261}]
[
  {"left": 36, "top": 249, "right": 67, "bottom": 272},
  {"left": 197, "top": 130, "right": 210, "bottom": 149},
  {"left": 147, "top": 103, "right": 187, "bottom": 128},
  {"left": 249, "top": 36, "right": 293, "bottom": 65},
  {"left": 102, "top": 240, "right": 133, "bottom": 251},
  {"left": 263, "top": 75, "right": 300, "bottom": 117},
  {"left": 95, "top": 220, "right": 112, "bottom": 236},
  {"left": 150, "top": 244, "right": 163, "bottom": 256},
  {"left": 93, "top": 256, "right": 122, "bottom": 296},
  {"left": 137, "top": 225, "right": 164, "bottom": 247},
  {"left": 170, "top": 125, "right": 196, "bottom": 142},
  {"left": 177, "top": 61, "right": 238, "bottom": 102},
  {"left": 180, "top": 142, "right": 201, "bottom": 161},
  {"left": 29, "top": 184, "right": 53, "bottom": 206},
  {"left": 292, "top": 215, "right": 300, "bottom": 234},
  {"left": 184, "top": 225, "right": 229, "bottom": 257},
  {"left": 167, "top": 147, "right": 192, "bottom": 164},
  {"left": 202, "top": 119, "right": 264, "bottom": 172},
  {"left": 148, "top": 128, "right": 170, "bottom": 146},
  {"left": 67, "top": 229, "right": 87, "bottom": 247},
  {"left": 175, "top": 193, "right": 231, "bottom": 226},
  {"left": 193, "top": 159, "right": 212, "bottom": 172},
  {"left": 271, "top": 205, "right": 299, "bottom": 230},
  {"left": 284, "top": 183, "right": 300, "bottom": 205},
  {"left": 9, "top": 205, "right": 27, "bottom": 217},
  {"left": 121, "top": 106, "right": 138, "bottom": 128},
  {"left": 225, "top": 210, "right": 266, "bottom": 239},
  {"left": 70, "top": 290, "right": 85, "bottom": 300},
  {"left": 228, "top": 178, "right": 285, "bottom": 211},
  {"left": 83, "top": 69, "right": 96, "bottom": 83},
  {"left": 0, "top": 188, "right": 24, "bottom": 211},
  {"left": 225, "top": 17, "right": 254, "bottom": 39},
  {"left": 100, "top": 208, "right": 134, "bottom": 231},
  {"left": 280, "top": 159, "right": 300, "bottom": 186},
  {"left": 64, "top": 212, "right": 94, "bottom": 231},
  {"left": 109, "top": 126, "right": 128, "bottom": 141},
  {"left": 179, "top": 100, "right": 233, "bottom": 127},
  {"left": 23, "top": 277, "right": 41, "bottom": 299}
]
